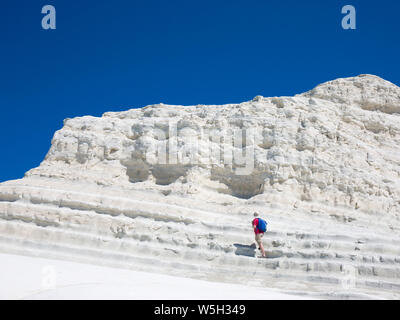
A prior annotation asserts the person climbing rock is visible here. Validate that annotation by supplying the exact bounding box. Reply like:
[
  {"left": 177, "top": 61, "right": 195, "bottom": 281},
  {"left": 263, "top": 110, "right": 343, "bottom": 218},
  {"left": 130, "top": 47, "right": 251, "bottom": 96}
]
[{"left": 252, "top": 212, "right": 267, "bottom": 258}]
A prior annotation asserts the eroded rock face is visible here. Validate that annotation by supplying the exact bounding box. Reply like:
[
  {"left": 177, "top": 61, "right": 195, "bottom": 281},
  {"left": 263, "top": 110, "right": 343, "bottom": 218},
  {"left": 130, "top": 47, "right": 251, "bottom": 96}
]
[
  {"left": 1, "top": 74, "right": 400, "bottom": 299},
  {"left": 300, "top": 74, "right": 400, "bottom": 114},
  {"left": 26, "top": 74, "right": 400, "bottom": 211}
]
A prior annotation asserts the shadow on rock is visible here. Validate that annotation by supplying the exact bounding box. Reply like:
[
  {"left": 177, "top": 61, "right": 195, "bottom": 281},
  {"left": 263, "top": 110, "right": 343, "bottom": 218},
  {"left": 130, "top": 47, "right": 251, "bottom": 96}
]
[{"left": 233, "top": 243, "right": 256, "bottom": 257}]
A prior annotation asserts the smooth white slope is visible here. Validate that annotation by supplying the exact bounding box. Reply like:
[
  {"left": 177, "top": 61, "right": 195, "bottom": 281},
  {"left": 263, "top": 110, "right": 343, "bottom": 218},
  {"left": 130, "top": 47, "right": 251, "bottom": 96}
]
[{"left": 0, "top": 253, "right": 308, "bottom": 300}]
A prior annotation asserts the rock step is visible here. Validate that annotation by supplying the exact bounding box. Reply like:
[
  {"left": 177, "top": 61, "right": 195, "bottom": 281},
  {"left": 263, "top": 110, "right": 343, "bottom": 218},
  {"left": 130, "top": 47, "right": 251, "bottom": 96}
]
[
  {"left": 0, "top": 225, "right": 399, "bottom": 300},
  {"left": 1, "top": 219, "right": 400, "bottom": 288},
  {"left": 1, "top": 189, "right": 399, "bottom": 246},
  {"left": 1, "top": 183, "right": 397, "bottom": 239},
  {"left": 1, "top": 200, "right": 400, "bottom": 260}
]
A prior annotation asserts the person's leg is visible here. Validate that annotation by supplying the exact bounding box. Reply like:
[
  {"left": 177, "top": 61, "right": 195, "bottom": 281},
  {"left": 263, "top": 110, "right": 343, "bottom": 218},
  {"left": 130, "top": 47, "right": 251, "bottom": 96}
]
[
  {"left": 255, "top": 234, "right": 260, "bottom": 248},
  {"left": 259, "top": 239, "right": 266, "bottom": 257},
  {"left": 255, "top": 234, "right": 266, "bottom": 257}
]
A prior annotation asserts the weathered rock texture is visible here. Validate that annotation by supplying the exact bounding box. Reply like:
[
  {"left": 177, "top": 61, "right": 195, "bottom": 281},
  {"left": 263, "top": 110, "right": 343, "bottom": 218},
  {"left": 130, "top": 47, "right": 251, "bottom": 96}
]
[{"left": 1, "top": 74, "right": 400, "bottom": 299}]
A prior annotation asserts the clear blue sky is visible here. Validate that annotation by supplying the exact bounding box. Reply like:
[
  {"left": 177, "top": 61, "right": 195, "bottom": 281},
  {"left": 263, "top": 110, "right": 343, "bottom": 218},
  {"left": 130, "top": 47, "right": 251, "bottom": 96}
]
[{"left": 1, "top": 0, "right": 399, "bottom": 182}]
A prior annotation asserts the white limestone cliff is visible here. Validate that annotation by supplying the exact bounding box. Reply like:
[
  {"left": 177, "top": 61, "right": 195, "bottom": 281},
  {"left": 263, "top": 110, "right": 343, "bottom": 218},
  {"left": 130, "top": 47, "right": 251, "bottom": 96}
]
[{"left": 1, "top": 74, "right": 399, "bottom": 299}]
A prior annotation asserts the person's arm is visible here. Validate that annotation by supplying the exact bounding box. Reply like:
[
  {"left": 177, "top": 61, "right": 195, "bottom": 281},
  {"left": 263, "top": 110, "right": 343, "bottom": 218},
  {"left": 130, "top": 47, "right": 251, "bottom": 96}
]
[{"left": 252, "top": 219, "right": 258, "bottom": 233}]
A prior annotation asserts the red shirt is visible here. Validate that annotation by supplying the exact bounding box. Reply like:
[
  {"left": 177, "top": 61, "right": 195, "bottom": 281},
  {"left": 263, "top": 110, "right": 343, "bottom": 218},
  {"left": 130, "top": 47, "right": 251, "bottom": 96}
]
[{"left": 252, "top": 218, "right": 263, "bottom": 234}]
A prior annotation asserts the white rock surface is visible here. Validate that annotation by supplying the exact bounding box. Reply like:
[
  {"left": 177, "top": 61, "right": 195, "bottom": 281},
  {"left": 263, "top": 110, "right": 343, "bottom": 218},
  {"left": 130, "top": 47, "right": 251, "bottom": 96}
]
[
  {"left": 0, "top": 252, "right": 307, "bottom": 300},
  {"left": 1, "top": 74, "right": 400, "bottom": 299}
]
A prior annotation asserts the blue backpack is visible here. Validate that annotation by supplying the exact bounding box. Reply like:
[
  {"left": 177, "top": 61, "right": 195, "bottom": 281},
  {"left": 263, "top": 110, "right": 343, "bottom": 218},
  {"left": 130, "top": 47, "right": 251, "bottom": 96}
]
[{"left": 258, "top": 218, "right": 267, "bottom": 232}]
